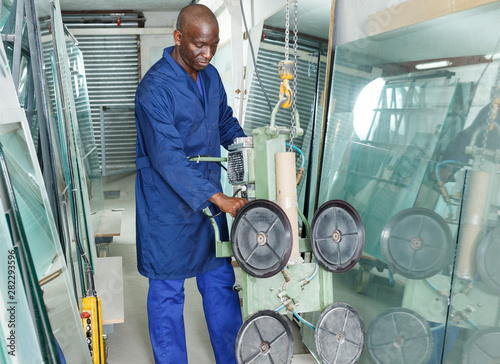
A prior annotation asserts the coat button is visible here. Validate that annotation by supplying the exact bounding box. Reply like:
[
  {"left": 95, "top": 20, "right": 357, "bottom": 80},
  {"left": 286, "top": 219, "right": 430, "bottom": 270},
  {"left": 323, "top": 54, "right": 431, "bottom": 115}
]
[{"left": 209, "top": 169, "right": 212, "bottom": 174}]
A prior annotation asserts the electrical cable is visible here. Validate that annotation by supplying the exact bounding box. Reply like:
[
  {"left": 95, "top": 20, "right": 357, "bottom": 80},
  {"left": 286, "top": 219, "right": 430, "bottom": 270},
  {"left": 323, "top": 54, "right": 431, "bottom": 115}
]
[
  {"left": 467, "top": 319, "right": 481, "bottom": 330},
  {"left": 293, "top": 311, "right": 316, "bottom": 330},
  {"left": 275, "top": 304, "right": 286, "bottom": 312},
  {"left": 425, "top": 279, "right": 441, "bottom": 293},
  {"left": 239, "top": 0, "right": 273, "bottom": 113},
  {"left": 431, "top": 324, "right": 446, "bottom": 331},
  {"left": 218, "top": 162, "right": 227, "bottom": 171},
  {"left": 286, "top": 143, "right": 305, "bottom": 168},
  {"left": 435, "top": 160, "right": 469, "bottom": 184},
  {"left": 300, "top": 261, "right": 318, "bottom": 286}
]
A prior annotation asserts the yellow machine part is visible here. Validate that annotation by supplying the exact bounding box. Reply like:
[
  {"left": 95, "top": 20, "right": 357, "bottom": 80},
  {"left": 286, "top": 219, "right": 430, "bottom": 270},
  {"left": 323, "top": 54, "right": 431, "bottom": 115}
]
[
  {"left": 80, "top": 296, "right": 105, "bottom": 364},
  {"left": 279, "top": 79, "right": 293, "bottom": 108},
  {"left": 278, "top": 60, "right": 294, "bottom": 109}
]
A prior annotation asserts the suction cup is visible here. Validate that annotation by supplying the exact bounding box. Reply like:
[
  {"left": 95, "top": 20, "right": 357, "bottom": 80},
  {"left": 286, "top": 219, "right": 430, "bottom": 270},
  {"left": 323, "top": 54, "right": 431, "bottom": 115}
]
[
  {"left": 310, "top": 200, "right": 365, "bottom": 273},
  {"left": 235, "top": 310, "right": 294, "bottom": 364},
  {"left": 367, "top": 308, "right": 433, "bottom": 364},
  {"left": 315, "top": 303, "right": 365, "bottom": 364},
  {"left": 381, "top": 208, "right": 452, "bottom": 279},
  {"left": 476, "top": 226, "right": 500, "bottom": 294},
  {"left": 231, "top": 200, "right": 293, "bottom": 278},
  {"left": 462, "top": 328, "right": 500, "bottom": 364}
]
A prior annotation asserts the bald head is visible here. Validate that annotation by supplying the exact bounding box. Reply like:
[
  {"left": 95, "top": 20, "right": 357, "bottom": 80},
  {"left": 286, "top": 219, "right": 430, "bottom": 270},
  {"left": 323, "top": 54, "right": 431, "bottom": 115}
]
[
  {"left": 171, "top": 4, "right": 220, "bottom": 79},
  {"left": 176, "top": 4, "right": 218, "bottom": 33}
]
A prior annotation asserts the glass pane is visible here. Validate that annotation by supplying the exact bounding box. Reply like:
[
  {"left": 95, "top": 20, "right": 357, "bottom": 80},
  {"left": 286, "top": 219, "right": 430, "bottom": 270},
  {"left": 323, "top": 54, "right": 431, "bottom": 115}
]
[
  {"left": 66, "top": 43, "right": 104, "bottom": 215},
  {"left": 51, "top": 0, "right": 98, "bottom": 269},
  {"left": 311, "top": 3, "right": 500, "bottom": 363},
  {"left": 0, "top": 203, "right": 44, "bottom": 363},
  {"left": 34, "top": 0, "right": 99, "bottom": 287},
  {"left": 320, "top": 74, "right": 459, "bottom": 260},
  {"left": 0, "top": 39, "right": 91, "bottom": 362}
]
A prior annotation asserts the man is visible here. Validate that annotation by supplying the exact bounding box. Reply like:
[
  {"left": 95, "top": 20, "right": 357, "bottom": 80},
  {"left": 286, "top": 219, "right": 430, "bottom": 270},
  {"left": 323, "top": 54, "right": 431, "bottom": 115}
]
[{"left": 134, "top": 4, "right": 247, "bottom": 363}]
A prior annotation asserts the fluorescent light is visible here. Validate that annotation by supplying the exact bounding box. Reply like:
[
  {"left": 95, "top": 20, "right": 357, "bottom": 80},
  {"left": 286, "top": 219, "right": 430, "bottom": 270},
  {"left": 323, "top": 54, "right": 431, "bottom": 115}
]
[
  {"left": 485, "top": 53, "right": 500, "bottom": 61},
  {"left": 415, "top": 60, "right": 452, "bottom": 70}
]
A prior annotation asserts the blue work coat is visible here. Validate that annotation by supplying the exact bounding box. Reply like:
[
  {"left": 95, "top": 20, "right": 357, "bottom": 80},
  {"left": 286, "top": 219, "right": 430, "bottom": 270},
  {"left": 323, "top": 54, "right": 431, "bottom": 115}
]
[{"left": 135, "top": 47, "right": 245, "bottom": 280}]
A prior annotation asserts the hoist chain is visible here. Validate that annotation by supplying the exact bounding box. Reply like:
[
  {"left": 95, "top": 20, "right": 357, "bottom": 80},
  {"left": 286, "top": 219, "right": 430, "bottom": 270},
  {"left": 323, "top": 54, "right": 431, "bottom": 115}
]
[
  {"left": 478, "top": 67, "right": 500, "bottom": 171},
  {"left": 285, "top": 2, "right": 290, "bottom": 61},
  {"left": 289, "top": 0, "right": 299, "bottom": 152}
]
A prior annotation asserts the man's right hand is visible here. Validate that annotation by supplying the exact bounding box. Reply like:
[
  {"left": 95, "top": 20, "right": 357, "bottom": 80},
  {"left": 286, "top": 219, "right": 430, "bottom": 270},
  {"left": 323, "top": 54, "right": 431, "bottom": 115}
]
[{"left": 209, "top": 192, "right": 247, "bottom": 218}]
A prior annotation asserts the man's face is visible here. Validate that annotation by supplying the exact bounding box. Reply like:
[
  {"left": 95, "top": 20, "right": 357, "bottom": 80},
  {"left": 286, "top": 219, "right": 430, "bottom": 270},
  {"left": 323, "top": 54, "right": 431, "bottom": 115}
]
[{"left": 175, "top": 21, "right": 220, "bottom": 73}]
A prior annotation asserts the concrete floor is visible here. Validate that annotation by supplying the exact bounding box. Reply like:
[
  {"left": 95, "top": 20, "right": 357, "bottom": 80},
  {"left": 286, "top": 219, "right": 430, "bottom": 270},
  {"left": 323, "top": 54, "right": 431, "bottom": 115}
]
[{"left": 101, "top": 172, "right": 317, "bottom": 364}]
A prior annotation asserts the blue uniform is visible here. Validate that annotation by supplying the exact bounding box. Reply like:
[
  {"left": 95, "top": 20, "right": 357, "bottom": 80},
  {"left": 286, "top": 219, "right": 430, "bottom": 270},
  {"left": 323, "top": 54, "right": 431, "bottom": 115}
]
[
  {"left": 135, "top": 46, "right": 245, "bottom": 280},
  {"left": 135, "top": 46, "right": 244, "bottom": 363}
]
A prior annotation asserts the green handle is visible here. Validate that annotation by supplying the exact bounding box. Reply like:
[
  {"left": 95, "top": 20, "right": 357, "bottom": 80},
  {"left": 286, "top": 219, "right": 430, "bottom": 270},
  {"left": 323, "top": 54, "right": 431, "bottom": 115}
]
[
  {"left": 203, "top": 207, "right": 221, "bottom": 245},
  {"left": 189, "top": 156, "right": 228, "bottom": 163}
]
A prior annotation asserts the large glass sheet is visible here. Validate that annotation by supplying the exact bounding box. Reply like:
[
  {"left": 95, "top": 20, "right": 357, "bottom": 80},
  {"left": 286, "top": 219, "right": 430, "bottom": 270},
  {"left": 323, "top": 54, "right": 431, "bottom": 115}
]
[
  {"left": 50, "top": 0, "right": 97, "bottom": 269},
  {"left": 33, "top": 0, "right": 99, "bottom": 289},
  {"left": 66, "top": 42, "right": 104, "bottom": 215},
  {"left": 0, "top": 39, "right": 91, "bottom": 363},
  {"left": 0, "top": 201, "right": 44, "bottom": 363},
  {"left": 312, "top": 3, "right": 500, "bottom": 363},
  {"left": 321, "top": 74, "right": 459, "bottom": 260}
]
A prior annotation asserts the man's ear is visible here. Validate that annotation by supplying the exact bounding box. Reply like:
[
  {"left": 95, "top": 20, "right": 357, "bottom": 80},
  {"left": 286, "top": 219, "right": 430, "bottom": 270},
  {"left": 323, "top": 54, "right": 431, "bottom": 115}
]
[{"left": 173, "top": 29, "right": 182, "bottom": 46}]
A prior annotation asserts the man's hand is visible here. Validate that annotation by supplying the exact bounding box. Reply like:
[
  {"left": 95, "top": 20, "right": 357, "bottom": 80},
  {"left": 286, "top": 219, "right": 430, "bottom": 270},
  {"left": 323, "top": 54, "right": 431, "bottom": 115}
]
[{"left": 209, "top": 192, "right": 247, "bottom": 218}]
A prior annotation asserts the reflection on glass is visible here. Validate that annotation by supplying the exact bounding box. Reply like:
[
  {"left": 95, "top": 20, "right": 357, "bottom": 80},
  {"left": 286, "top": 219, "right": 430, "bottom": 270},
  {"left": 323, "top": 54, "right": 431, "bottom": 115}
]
[
  {"left": 0, "top": 202, "right": 44, "bottom": 363},
  {"left": 0, "top": 124, "right": 91, "bottom": 364},
  {"left": 1, "top": 34, "right": 91, "bottom": 362},
  {"left": 50, "top": 0, "right": 97, "bottom": 271},
  {"left": 66, "top": 43, "right": 104, "bottom": 215},
  {"left": 311, "top": 3, "right": 500, "bottom": 363},
  {"left": 322, "top": 73, "right": 459, "bottom": 260}
]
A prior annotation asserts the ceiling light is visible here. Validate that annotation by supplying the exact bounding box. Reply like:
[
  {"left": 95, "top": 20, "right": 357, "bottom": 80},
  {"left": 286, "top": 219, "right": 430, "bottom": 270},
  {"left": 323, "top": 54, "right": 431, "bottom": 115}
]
[
  {"left": 485, "top": 53, "right": 500, "bottom": 61},
  {"left": 415, "top": 60, "right": 452, "bottom": 70}
]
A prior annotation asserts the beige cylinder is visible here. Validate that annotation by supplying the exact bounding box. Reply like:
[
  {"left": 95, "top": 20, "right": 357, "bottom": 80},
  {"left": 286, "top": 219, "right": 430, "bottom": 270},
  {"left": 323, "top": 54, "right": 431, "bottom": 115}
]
[
  {"left": 456, "top": 171, "right": 490, "bottom": 280},
  {"left": 275, "top": 152, "right": 303, "bottom": 264}
]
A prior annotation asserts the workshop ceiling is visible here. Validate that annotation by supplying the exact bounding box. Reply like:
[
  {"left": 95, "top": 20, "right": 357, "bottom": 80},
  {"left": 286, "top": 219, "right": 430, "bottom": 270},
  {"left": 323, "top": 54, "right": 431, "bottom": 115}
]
[
  {"left": 56, "top": 0, "right": 332, "bottom": 40},
  {"left": 58, "top": 0, "right": 191, "bottom": 12}
]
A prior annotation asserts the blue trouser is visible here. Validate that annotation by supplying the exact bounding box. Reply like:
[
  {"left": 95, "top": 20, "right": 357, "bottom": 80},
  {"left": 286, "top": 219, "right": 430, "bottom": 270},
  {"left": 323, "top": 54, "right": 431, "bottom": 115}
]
[
  {"left": 427, "top": 322, "right": 460, "bottom": 363},
  {"left": 147, "top": 259, "right": 242, "bottom": 364}
]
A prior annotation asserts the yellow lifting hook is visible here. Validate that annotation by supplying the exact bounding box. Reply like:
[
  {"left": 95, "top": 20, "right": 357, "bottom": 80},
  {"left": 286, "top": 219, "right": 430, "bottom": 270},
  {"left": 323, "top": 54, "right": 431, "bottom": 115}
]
[{"left": 278, "top": 60, "right": 294, "bottom": 108}]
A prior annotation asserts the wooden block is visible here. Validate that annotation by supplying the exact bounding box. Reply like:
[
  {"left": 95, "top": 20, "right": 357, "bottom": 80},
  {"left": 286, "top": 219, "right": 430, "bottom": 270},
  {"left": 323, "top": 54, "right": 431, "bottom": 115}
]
[
  {"left": 95, "top": 257, "right": 124, "bottom": 325},
  {"left": 95, "top": 209, "right": 122, "bottom": 237}
]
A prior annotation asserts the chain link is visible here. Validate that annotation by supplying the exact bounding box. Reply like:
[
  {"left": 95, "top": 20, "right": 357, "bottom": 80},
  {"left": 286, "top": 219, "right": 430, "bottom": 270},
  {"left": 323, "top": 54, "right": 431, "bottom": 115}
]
[
  {"left": 289, "top": 0, "right": 298, "bottom": 152},
  {"left": 478, "top": 68, "right": 500, "bottom": 171},
  {"left": 285, "top": 1, "right": 290, "bottom": 61}
]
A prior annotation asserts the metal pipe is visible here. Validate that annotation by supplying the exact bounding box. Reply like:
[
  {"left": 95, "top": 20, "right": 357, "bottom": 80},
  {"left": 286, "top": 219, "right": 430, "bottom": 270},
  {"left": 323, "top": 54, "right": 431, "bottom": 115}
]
[
  {"left": 99, "top": 105, "right": 107, "bottom": 176},
  {"left": 188, "top": 156, "right": 228, "bottom": 163},
  {"left": 456, "top": 171, "right": 490, "bottom": 280}
]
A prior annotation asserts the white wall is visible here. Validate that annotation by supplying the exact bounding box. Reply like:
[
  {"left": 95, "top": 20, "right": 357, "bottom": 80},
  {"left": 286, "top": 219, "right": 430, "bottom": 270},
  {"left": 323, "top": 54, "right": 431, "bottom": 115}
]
[{"left": 140, "top": 11, "right": 177, "bottom": 78}]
